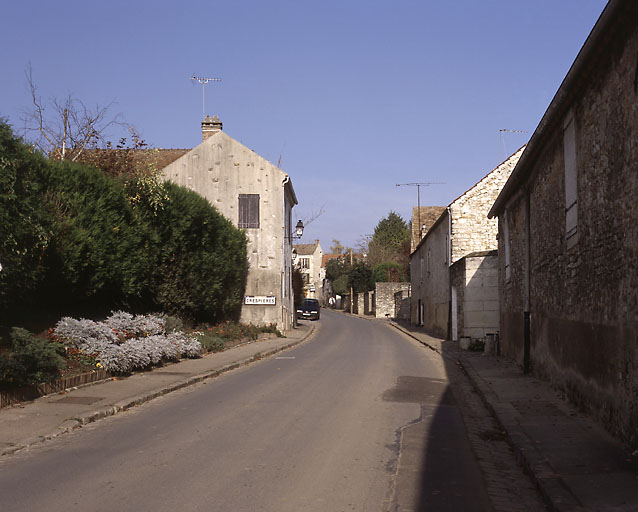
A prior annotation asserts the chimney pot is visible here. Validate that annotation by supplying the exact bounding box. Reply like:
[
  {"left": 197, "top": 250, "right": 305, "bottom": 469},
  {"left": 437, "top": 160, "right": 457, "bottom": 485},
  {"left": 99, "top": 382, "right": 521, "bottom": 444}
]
[{"left": 202, "top": 114, "right": 222, "bottom": 141}]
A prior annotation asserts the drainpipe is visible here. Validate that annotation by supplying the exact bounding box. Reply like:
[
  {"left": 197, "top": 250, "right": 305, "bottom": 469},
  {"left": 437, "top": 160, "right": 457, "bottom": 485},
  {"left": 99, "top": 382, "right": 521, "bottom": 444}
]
[
  {"left": 523, "top": 191, "right": 531, "bottom": 374},
  {"left": 282, "top": 176, "right": 290, "bottom": 330},
  {"left": 447, "top": 207, "right": 453, "bottom": 340}
]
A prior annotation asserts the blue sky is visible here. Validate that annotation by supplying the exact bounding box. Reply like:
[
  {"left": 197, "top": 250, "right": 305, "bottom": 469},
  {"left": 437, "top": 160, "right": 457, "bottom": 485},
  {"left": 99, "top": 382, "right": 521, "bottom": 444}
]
[{"left": 1, "top": 0, "right": 607, "bottom": 249}]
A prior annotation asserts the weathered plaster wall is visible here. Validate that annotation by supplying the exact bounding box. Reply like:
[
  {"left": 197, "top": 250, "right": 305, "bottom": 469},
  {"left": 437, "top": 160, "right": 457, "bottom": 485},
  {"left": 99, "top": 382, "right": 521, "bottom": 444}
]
[
  {"left": 452, "top": 253, "right": 499, "bottom": 340},
  {"left": 410, "top": 211, "right": 450, "bottom": 337},
  {"left": 499, "top": 13, "right": 638, "bottom": 447},
  {"left": 162, "top": 131, "right": 293, "bottom": 328}
]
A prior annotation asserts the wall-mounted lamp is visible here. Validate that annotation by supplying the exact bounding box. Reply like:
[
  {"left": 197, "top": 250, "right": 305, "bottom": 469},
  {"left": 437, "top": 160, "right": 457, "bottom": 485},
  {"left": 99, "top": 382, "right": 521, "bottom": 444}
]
[{"left": 286, "top": 220, "right": 304, "bottom": 241}]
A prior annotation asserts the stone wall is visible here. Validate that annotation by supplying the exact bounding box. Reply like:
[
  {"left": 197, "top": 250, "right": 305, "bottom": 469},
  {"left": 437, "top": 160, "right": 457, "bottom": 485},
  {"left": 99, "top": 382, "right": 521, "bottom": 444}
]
[
  {"left": 375, "top": 282, "right": 411, "bottom": 319},
  {"left": 449, "top": 148, "right": 523, "bottom": 264},
  {"left": 498, "top": 8, "right": 638, "bottom": 448}
]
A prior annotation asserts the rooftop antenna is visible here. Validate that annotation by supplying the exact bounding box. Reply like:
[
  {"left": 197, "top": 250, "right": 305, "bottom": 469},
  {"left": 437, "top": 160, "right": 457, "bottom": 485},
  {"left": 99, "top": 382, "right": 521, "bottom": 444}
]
[
  {"left": 396, "top": 182, "right": 445, "bottom": 240},
  {"left": 191, "top": 75, "right": 222, "bottom": 120},
  {"left": 499, "top": 129, "right": 528, "bottom": 161}
]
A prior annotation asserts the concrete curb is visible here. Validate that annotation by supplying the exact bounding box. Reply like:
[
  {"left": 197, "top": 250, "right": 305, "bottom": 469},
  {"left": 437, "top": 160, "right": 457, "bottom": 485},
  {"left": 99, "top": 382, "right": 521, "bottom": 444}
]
[
  {"left": 388, "top": 321, "right": 583, "bottom": 512},
  {"left": 1, "top": 326, "right": 316, "bottom": 457}
]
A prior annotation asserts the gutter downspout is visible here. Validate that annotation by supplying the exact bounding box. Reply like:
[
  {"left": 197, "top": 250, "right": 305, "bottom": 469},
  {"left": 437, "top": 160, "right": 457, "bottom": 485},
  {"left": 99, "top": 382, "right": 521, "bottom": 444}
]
[
  {"left": 523, "top": 191, "right": 532, "bottom": 374},
  {"left": 282, "top": 176, "right": 291, "bottom": 331},
  {"left": 447, "top": 207, "right": 453, "bottom": 340}
]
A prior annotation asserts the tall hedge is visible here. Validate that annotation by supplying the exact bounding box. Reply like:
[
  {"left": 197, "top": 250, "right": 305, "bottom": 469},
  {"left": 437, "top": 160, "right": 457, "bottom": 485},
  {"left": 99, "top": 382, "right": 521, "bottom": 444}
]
[
  {"left": 144, "top": 183, "right": 247, "bottom": 322},
  {"left": 40, "top": 159, "right": 153, "bottom": 306},
  {"left": 0, "top": 122, "right": 52, "bottom": 313},
  {"left": 0, "top": 122, "right": 247, "bottom": 325}
]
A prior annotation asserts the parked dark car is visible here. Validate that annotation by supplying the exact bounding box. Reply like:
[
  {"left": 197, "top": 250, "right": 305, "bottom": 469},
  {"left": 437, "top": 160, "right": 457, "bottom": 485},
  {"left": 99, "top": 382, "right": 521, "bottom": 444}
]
[{"left": 297, "top": 298, "right": 320, "bottom": 320}]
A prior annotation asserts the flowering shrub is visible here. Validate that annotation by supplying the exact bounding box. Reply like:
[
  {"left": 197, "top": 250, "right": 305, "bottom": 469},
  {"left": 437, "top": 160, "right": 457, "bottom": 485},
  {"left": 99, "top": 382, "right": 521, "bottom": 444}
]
[
  {"left": 51, "top": 312, "right": 201, "bottom": 373},
  {"left": 105, "top": 311, "right": 165, "bottom": 338}
]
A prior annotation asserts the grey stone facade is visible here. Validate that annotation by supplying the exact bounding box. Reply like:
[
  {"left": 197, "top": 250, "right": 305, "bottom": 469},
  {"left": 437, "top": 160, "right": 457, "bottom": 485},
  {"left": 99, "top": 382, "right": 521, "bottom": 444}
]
[
  {"left": 375, "top": 282, "right": 411, "bottom": 319},
  {"left": 488, "top": 0, "right": 638, "bottom": 448}
]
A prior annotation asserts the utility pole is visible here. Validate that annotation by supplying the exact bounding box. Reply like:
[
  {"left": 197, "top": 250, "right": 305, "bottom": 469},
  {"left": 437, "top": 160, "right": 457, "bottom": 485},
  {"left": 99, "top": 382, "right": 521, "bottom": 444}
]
[
  {"left": 350, "top": 248, "right": 354, "bottom": 314},
  {"left": 396, "top": 182, "right": 444, "bottom": 241},
  {"left": 191, "top": 75, "right": 222, "bottom": 120}
]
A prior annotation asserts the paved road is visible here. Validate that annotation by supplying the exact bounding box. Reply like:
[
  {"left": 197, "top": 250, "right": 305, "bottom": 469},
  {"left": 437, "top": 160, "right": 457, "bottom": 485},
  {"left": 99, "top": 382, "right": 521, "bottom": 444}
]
[{"left": 0, "top": 310, "right": 491, "bottom": 511}]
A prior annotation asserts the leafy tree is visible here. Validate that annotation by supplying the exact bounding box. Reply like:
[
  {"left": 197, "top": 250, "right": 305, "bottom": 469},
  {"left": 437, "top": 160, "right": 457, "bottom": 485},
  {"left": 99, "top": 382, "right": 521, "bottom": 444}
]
[
  {"left": 329, "top": 239, "right": 344, "bottom": 254},
  {"left": 349, "top": 261, "right": 374, "bottom": 293},
  {"left": 369, "top": 211, "right": 410, "bottom": 257},
  {"left": 373, "top": 262, "right": 405, "bottom": 283},
  {"left": 292, "top": 267, "right": 305, "bottom": 307},
  {"left": 367, "top": 211, "right": 411, "bottom": 277}
]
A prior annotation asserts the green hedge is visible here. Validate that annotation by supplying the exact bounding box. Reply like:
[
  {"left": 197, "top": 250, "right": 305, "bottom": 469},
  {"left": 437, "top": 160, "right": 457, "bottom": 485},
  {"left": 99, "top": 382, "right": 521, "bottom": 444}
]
[
  {"left": 0, "top": 122, "right": 53, "bottom": 313},
  {"left": 0, "top": 122, "right": 247, "bottom": 325},
  {"left": 144, "top": 183, "right": 247, "bottom": 322}
]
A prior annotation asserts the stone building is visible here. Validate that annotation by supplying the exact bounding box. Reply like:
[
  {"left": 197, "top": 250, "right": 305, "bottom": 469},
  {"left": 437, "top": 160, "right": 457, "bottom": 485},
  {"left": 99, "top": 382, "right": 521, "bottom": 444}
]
[
  {"left": 410, "top": 147, "right": 523, "bottom": 338},
  {"left": 161, "top": 115, "right": 299, "bottom": 331},
  {"left": 488, "top": 0, "right": 638, "bottom": 448},
  {"left": 293, "top": 240, "right": 324, "bottom": 302}
]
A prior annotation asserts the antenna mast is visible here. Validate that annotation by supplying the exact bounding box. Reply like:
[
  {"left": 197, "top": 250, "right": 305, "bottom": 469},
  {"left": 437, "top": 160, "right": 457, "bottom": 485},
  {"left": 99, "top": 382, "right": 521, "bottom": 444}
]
[
  {"left": 396, "top": 182, "right": 444, "bottom": 240},
  {"left": 499, "top": 129, "right": 528, "bottom": 160},
  {"left": 191, "top": 75, "right": 222, "bottom": 120}
]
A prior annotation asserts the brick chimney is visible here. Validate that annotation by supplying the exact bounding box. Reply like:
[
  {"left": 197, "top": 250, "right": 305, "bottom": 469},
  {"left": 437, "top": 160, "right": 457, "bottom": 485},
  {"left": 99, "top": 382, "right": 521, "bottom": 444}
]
[{"left": 202, "top": 115, "right": 222, "bottom": 141}]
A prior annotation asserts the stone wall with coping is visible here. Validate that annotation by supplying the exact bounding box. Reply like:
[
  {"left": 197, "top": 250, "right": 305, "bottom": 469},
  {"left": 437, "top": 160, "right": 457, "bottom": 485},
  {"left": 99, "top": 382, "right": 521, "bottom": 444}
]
[{"left": 376, "top": 282, "right": 411, "bottom": 319}]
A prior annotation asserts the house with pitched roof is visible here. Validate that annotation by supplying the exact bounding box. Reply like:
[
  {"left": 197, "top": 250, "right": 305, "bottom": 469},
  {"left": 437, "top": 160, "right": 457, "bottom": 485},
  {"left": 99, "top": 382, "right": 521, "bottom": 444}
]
[
  {"left": 161, "top": 115, "right": 299, "bottom": 331},
  {"left": 410, "top": 147, "right": 524, "bottom": 339},
  {"left": 293, "top": 239, "right": 324, "bottom": 302},
  {"left": 488, "top": 0, "right": 638, "bottom": 447}
]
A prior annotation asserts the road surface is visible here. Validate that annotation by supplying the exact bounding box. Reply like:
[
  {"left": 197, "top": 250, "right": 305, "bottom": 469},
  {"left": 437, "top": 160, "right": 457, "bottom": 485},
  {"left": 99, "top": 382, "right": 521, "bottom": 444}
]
[{"left": 0, "top": 310, "right": 492, "bottom": 511}]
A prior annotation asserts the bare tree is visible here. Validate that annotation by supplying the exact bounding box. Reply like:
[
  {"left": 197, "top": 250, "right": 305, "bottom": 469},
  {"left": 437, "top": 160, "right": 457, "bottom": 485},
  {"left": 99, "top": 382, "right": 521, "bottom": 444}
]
[
  {"left": 21, "top": 64, "right": 126, "bottom": 161},
  {"left": 295, "top": 203, "right": 326, "bottom": 228}
]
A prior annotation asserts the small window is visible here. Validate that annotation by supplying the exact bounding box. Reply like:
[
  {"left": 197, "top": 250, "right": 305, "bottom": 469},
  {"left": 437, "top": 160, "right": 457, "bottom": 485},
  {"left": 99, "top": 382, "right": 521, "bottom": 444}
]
[{"left": 238, "top": 194, "right": 259, "bottom": 228}]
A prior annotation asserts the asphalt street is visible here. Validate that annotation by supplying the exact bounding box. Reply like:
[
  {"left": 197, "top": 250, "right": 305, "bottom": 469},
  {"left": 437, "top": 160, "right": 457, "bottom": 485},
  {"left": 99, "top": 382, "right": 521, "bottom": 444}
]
[{"left": 0, "top": 310, "right": 492, "bottom": 511}]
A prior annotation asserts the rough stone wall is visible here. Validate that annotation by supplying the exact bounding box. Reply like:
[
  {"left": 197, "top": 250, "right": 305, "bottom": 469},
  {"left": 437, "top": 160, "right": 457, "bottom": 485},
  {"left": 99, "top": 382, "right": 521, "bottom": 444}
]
[
  {"left": 499, "top": 13, "right": 638, "bottom": 448},
  {"left": 450, "top": 148, "right": 523, "bottom": 264},
  {"left": 375, "top": 282, "right": 411, "bottom": 319},
  {"left": 162, "top": 130, "right": 294, "bottom": 329}
]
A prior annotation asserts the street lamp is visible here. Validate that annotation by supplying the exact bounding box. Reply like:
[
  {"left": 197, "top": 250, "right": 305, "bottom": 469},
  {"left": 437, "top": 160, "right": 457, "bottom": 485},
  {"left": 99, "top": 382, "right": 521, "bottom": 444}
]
[{"left": 286, "top": 219, "right": 304, "bottom": 241}]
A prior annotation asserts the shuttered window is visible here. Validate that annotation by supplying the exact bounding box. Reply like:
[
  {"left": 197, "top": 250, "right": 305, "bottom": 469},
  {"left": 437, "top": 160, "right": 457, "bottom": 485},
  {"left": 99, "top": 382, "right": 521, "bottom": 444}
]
[{"left": 238, "top": 194, "right": 259, "bottom": 228}]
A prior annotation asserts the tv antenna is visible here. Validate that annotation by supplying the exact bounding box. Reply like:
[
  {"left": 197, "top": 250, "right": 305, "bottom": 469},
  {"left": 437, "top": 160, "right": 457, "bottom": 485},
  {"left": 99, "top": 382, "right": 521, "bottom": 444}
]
[
  {"left": 396, "top": 182, "right": 444, "bottom": 239},
  {"left": 191, "top": 75, "right": 222, "bottom": 120},
  {"left": 499, "top": 129, "right": 528, "bottom": 161}
]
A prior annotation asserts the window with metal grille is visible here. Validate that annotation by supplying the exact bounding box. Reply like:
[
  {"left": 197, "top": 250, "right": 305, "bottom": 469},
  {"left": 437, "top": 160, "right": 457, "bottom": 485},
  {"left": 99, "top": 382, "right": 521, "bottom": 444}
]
[{"left": 238, "top": 194, "right": 259, "bottom": 228}]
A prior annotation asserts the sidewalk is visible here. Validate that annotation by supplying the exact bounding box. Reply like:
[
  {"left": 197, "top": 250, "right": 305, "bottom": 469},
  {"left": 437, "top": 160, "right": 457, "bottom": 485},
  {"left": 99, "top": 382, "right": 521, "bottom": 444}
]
[
  {"left": 390, "top": 320, "right": 638, "bottom": 512},
  {"left": 0, "top": 322, "right": 316, "bottom": 457}
]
